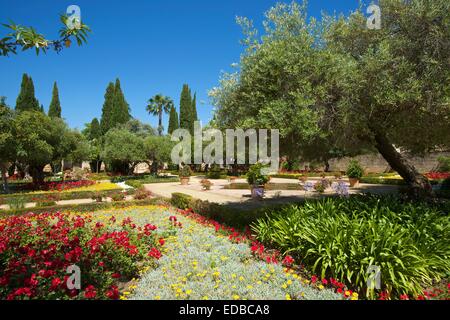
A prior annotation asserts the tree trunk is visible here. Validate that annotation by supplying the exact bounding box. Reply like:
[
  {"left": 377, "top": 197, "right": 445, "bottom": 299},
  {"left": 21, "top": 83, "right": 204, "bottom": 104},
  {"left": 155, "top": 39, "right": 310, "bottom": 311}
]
[
  {"left": 1, "top": 163, "right": 9, "bottom": 193},
  {"left": 30, "top": 165, "right": 45, "bottom": 186},
  {"left": 372, "top": 130, "right": 433, "bottom": 198},
  {"left": 158, "top": 111, "right": 163, "bottom": 136},
  {"left": 324, "top": 160, "right": 330, "bottom": 173}
]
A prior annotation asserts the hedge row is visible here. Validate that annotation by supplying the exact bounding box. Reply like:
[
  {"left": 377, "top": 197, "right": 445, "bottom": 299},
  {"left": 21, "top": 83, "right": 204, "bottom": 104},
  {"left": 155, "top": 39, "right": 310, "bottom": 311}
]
[
  {"left": 0, "top": 197, "right": 168, "bottom": 217},
  {"left": 0, "top": 188, "right": 127, "bottom": 203},
  {"left": 170, "top": 192, "right": 305, "bottom": 230}
]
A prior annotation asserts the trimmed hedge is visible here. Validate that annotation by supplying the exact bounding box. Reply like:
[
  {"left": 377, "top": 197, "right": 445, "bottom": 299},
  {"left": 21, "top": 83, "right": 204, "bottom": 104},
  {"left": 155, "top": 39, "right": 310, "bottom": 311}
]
[
  {"left": 0, "top": 188, "right": 125, "bottom": 203},
  {"left": 224, "top": 182, "right": 303, "bottom": 190},
  {"left": 169, "top": 192, "right": 305, "bottom": 230},
  {"left": 0, "top": 198, "right": 168, "bottom": 217}
]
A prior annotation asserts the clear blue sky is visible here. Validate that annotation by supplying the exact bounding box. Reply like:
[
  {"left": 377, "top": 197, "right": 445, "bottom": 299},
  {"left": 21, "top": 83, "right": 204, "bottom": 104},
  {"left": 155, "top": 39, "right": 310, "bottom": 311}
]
[{"left": 0, "top": 0, "right": 362, "bottom": 131}]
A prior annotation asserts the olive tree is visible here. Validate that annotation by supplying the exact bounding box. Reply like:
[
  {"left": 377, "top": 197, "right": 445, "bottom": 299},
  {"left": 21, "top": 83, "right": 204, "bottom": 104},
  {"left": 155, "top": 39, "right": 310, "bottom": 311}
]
[{"left": 210, "top": 0, "right": 450, "bottom": 196}]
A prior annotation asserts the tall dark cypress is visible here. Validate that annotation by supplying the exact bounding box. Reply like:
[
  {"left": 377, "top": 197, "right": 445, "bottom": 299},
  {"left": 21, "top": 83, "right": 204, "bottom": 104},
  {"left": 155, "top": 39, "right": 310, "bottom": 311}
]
[
  {"left": 110, "top": 78, "right": 131, "bottom": 127},
  {"left": 179, "top": 84, "right": 192, "bottom": 133},
  {"left": 100, "top": 82, "right": 115, "bottom": 134},
  {"left": 48, "top": 82, "right": 62, "bottom": 118},
  {"left": 89, "top": 118, "right": 101, "bottom": 140},
  {"left": 16, "top": 74, "right": 40, "bottom": 112},
  {"left": 168, "top": 105, "right": 179, "bottom": 135},
  {"left": 191, "top": 92, "right": 198, "bottom": 125}
]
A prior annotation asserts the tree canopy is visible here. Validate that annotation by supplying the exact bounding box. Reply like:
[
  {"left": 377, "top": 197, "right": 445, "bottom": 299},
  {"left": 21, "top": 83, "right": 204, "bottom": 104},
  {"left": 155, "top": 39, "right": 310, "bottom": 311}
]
[
  {"left": 209, "top": 0, "right": 450, "bottom": 196},
  {"left": 15, "top": 74, "right": 40, "bottom": 112},
  {"left": 48, "top": 82, "right": 62, "bottom": 118},
  {"left": 146, "top": 94, "right": 174, "bottom": 136}
]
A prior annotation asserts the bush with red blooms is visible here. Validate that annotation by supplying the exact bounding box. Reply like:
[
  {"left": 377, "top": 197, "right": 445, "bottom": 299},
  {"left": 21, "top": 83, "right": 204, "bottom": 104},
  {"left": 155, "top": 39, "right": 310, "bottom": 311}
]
[
  {"left": 47, "top": 180, "right": 96, "bottom": 192},
  {"left": 425, "top": 172, "right": 450, "bottom": 180},
  {"left": 0, "top": 212, "right": 163, "bottom": 300}
]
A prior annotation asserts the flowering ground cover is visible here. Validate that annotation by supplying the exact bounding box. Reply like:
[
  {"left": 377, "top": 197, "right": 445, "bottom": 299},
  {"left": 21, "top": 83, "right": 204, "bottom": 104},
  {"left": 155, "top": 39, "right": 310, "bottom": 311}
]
[
  {"left": 89, "top": 206, "right": 343, "bottom": 300},
  {"left": 0, "top": 210, "right": 164, "bottom": 300}
]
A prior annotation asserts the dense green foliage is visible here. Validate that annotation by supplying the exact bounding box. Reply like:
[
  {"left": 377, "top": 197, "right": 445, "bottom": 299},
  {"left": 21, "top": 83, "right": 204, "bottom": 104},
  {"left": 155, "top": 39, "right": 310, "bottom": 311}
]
[
  {"left": 210, "top": 0, "right": 450, "bottom": 194},
  {"left": 146, "top": 94, "right": 174, "bottom": 136},
  {"left": 168, "top": 105, "right": 179, "bottom": 135},
  {"left": 15, "top": 74, "right": 40, "bottom": 112},
  {"left": 102, "top": 128, "right": 145, "bottom": 175},
  {"left": 252, "top": 195, "right": 450, "bottom": 299},
  {"left": 346, "top": 160, "right": 364, "bottom": 179},
  {"left": 48, "top": 82, "right": 62, "bottom": 118},
  {"left": 100, "top": 79, "right": 131, "bottom": 135},
  {"left": 247, "top": 163, "right": 270, "bottom": 186},
  {"left": 179, "top": 84, "right": 198, "bottom": 135}
]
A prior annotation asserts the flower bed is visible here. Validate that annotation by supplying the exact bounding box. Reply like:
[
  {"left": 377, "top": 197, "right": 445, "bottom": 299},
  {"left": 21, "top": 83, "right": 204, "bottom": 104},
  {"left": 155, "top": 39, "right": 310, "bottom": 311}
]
[
  {"left": 251, "top": 195, "right": 450, "bottom": 300},
  {"left": 89, "top": 206, "right": 342, "bottom": 300},
  {"left": 0, "top": 211, "right": 164, "bottom": 300},
  {"left": 47, "top": 180, "right": 96, "bottom": 192}
]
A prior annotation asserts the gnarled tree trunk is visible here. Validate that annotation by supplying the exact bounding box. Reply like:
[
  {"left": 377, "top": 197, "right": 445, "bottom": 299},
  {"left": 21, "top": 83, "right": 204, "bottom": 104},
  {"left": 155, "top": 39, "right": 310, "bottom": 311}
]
[
  {"left": 372, "top": 130, "right": 433, "bottom": 198},
  {"left": 1, "top": 162, "right": 10, "bottom": 193}
]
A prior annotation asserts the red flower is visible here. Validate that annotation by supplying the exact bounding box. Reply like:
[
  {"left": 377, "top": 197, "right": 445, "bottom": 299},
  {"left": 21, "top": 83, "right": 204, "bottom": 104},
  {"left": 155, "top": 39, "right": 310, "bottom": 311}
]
[
  {"left": 106, "top": 285, "right": 120, "bottom": 300},
  {"left": 84, "top": 285, "right": 97, "bottom": 299},
  {"left": 158, "top": 238, "right": 165, "bottom": 246},
  {"left": 50, "top": 278, "right": 62, "bottom": 291},
  {"left": 311, "top": 275, "right": 318, "bottom": 284},
  {"left": 112, "top": 273, "right": 121, "bottom": 279},
  {"left": 400, "top": 294, "right": 409, "bottom": 300},
  {"left": 322, "top": 278, "right": 328, "bottom": 285},
  {"left": 148, "top": 248, "right": 162, "bottom": 260},
  {"left": 282, "top": 255, "right": 295, "bottom": 266}
]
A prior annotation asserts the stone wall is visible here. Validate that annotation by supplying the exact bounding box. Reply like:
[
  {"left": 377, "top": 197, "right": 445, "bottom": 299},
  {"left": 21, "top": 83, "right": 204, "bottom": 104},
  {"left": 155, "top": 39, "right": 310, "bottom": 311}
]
[{"left": 329, "top": 151, "right": 450, "bottom": 173}]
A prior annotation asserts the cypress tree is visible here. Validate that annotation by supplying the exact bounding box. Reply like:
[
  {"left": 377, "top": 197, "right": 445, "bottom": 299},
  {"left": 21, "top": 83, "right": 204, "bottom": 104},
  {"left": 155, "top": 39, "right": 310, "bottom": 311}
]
[
  {"left": 179, "top": 84, "right": 192, "bottom": 133},
  {"left": 16, "top": 73, "right": 40, "bottom": 112},
  {"left": 168, "top": 105, "right": 179, "bottom": 135},
  {"left": 100, "top": 82, "right": 115, "bottom": 134},
  {"left": 191, "top": 92, "right": 198, "bottom": 125},
  {"left": 90, "top": 118, "right": 101, "bottom": 140},
  {"left": 48, "top": 82, "right": 62, "bottom": 118},
  {"left": 110, "top": 78, "right": 131, "bottom": 128}
]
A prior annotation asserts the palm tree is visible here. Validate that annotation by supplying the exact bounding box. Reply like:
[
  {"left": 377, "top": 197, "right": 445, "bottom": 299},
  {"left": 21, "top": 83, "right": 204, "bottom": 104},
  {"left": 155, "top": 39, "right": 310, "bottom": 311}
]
[{"left": 146, "top": 94, "right": 174, "bottom": 136}]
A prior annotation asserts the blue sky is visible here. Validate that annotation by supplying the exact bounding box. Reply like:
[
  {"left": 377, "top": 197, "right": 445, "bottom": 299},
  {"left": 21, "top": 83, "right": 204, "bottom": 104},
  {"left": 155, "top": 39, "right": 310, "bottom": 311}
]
[{"left": 0, "top": 0, "right": 362, "bottom": 131}]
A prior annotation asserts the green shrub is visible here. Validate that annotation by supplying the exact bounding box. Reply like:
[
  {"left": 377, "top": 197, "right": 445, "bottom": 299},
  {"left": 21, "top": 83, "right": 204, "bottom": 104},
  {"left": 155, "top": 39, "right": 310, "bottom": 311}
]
[
  {"left": 346, "top": 160, "right": 364, "bottom": 179},
  {"left": 252, "top": 195, "right": 449, "bottom": 299},
  {"left": 125, "top": 180, "right": 144, "bottom": 189},
  {"left": 134, "top": 187, "right": 152, "bottom": 200},
  {"left": 171, "top": 193, "right": 193, "bottom": 210},
  {"left": 437, "top": 156, "right": 450, "bottom": 172},
  {"left": 7, "top": 197, "right": 26, "bottom": 210},
  {"left": 35, "top": 201, "right": 57, "bottom": 208},
  {"left": 179, "top": 166, "right": 192, "bottom": 178},
  {"left": 247, "top": 163, "right": 269, "bottom": 186},
  {"left": 206, "top": 164, "right": 223, "bottom": 179},
  {"left": 110, "top": 192, "right": 126, "bottom": 202}
]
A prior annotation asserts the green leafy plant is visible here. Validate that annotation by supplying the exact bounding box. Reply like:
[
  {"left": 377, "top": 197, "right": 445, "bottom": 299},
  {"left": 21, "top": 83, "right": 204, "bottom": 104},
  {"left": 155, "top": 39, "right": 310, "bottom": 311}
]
[
  {"left": 7, "top": 196, "right": 26, "bottom": 210},
  {"left": 171, "top": 193, "right": 193, "bottom": 209},
  {"left": 346, "top": 160, "right": 364, "bottom": 179},
  {"left": 252, "top": 195, "right": 449, "bottom": 299},
  {"left": 110, "top": 192, "right": 126, "bottom": 202},
  {"left": 179, "top": 165, "right": 192, "bottom": 178},
  {"left": 247, "top": 163, "right": 269, "bottom": 186},
  {"left": 437, "top": 156, "right": 450, "bottom": 172},
  {"left": 134, "top": 187, "right": 152, "bottom": 200}
]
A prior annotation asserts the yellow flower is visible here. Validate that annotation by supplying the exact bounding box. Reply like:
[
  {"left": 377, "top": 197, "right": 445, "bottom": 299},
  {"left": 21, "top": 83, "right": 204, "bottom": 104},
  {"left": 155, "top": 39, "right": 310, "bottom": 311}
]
[
  {"left": 186, "top": 290, "right": 192, "bottom": 295},
  {"left": 287, "top": 280, "right": 292, "bottom": 285},
  {"left": 202, "top": 296, "right": 209, "bottom": 300},
  {"left": 318, "top": 285, "right": 324, "bottom": 290},
  {"left": 154, "top": 296, "right": 161, "bottom": 300},
  {"left": 233, "top": 295, "right": 240, "bottom": 300},
  {"left": 231, "top": 274, "right": 237, "bottom": 279},
  {"left": 239, "top": 276, "right": 245, "bottom": 281},
  {"left": 286, "top": 294, "right": 291, "bottom": 300},
  {"left": 246, "top": 285, "right": 253, "bottom": 289}
]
